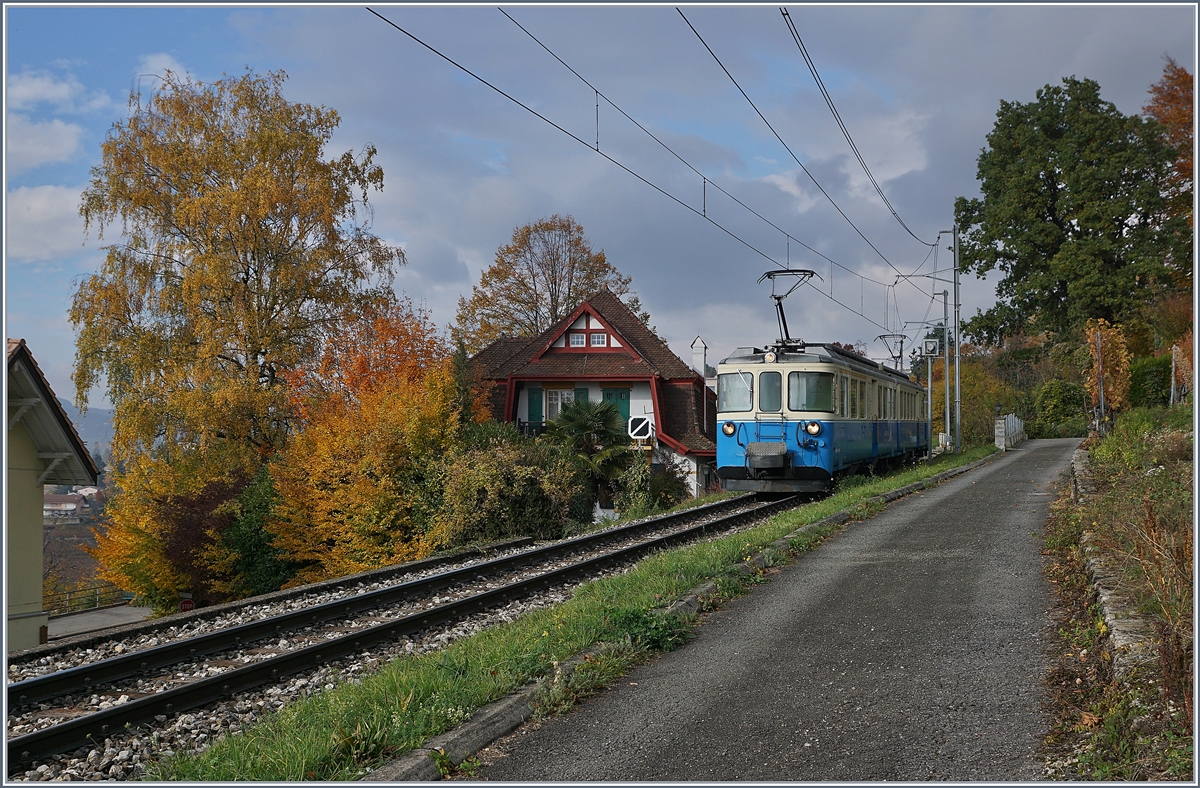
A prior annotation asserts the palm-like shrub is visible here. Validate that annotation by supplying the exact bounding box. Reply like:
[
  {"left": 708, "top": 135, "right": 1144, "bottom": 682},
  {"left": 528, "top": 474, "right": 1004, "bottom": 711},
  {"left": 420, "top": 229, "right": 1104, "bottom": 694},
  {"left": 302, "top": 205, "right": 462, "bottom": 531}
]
[{"left": 542, "top": 399, "right": 632, "bottom": 505}]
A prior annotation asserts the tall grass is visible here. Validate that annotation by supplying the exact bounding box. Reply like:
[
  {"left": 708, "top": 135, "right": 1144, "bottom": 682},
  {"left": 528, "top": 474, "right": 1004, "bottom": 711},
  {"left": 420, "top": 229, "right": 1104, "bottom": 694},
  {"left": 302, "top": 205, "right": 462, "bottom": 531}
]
[{"left": 1090, "top": 406, "right": 1193, "bottom": 725}]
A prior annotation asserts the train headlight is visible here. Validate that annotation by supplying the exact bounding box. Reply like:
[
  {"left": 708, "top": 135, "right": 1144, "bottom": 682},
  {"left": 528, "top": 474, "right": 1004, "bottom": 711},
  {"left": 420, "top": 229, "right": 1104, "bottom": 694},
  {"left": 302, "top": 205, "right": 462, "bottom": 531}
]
[
  {"left": 804, "top": 421, "right": 822, "bottom": 436},
  {"left": 722, "top": 421, "right": 736, "bottom": 436},
  {"left": 764, "top": 351, "right": 777, "bottom": 363}
]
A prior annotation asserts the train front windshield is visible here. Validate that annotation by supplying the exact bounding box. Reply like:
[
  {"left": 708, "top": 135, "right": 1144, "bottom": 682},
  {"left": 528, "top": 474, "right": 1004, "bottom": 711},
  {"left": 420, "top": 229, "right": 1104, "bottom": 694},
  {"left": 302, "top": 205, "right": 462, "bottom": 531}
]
[{"left": 718, "top": 372, "right": 753, "bottom": 412}]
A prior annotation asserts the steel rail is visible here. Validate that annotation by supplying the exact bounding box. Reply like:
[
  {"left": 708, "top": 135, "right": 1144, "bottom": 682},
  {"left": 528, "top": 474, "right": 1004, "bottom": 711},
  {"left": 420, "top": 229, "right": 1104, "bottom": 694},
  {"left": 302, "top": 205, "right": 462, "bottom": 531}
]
[
  {"left": 8, "top": 495, "right": 797, "bottom": 766},
  {"left": 9, "top": 495, "right": 754, "bottom": 709}
]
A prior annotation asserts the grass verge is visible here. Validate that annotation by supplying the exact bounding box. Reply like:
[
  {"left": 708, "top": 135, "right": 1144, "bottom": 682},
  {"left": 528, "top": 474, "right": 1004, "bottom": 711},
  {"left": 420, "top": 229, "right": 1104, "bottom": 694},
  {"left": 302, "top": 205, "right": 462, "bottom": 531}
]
[
  {"left": 147, "top": 445, "right": 996, "bottom": 781},
  {"left": 1039, "top": 406, "right": 1193, "bottom": 780}
]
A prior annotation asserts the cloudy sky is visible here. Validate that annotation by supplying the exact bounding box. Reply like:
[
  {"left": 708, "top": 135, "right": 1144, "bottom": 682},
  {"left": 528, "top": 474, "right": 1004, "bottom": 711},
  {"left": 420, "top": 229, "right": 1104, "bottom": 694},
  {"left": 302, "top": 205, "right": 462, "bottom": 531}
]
[{"left": 5, "top": 3, "right": 1194, "bottom": 408}]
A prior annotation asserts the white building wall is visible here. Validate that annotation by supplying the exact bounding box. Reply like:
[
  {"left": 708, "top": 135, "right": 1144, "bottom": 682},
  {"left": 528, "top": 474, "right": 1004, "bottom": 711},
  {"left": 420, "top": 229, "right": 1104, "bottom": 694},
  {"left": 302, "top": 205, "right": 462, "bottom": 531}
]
[{"left": 629, "top": 381, "right": 654, "bottom": 423}]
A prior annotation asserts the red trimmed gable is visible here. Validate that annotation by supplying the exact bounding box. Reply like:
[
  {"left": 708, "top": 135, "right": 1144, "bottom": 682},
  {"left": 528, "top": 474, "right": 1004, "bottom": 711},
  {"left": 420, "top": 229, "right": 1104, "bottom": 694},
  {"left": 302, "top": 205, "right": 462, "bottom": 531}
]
[{"left": 530, "top": 302, "right": 642, "bottom": 363}]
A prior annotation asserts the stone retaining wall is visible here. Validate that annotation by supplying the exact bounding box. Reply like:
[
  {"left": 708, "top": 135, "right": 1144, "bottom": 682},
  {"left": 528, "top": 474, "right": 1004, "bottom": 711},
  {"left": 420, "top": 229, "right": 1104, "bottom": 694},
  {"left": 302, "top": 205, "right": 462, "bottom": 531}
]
[{"left": 1071, "top": 448, "right": 1157, "bottom": 680}]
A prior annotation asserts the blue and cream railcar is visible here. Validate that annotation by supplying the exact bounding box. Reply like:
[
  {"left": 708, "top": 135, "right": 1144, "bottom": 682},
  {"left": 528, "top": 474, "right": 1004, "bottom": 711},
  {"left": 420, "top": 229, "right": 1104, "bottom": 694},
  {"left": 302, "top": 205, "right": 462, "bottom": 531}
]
[{"left": 716, "top": 343, "right": 928, "bottom": 493}]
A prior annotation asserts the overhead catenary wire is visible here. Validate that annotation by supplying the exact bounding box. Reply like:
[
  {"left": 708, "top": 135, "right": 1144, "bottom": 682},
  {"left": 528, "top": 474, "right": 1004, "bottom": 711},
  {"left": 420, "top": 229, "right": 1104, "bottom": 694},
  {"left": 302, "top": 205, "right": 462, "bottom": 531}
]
[
  {"left": 677, "top": 7, "right": 933, "bottom": 303},
  {"left": 368, "top": 6, "right": 900, "bottom": 336},
  {"left": 364, "top": 9, "right": 777, "bottom": 267},
  {"left": 499, "top": 7, "right": 926, "bottom": 344},
  {"left": 780, "top": 7, "right": 936, "bottom": 248},
  {"left": 499, "top": 7, "right": 894, "bottom": 291}
]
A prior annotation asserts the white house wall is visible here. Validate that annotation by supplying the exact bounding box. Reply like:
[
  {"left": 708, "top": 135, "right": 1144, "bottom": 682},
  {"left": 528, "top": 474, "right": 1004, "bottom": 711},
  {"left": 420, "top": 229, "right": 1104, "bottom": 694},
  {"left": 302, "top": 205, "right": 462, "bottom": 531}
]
[{"left": 629, "top": 382, "right": 653, "bottom": 422}]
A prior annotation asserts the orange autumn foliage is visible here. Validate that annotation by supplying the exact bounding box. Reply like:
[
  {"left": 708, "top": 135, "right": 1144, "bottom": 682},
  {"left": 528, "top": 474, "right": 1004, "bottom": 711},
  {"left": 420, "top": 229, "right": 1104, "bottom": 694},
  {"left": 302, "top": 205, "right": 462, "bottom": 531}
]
[
  {"left": 1144, "top": 58, "right": 1193, "bottom": 228},
  {"left": 269, "top": 299, "right": 462, "bottom": 584},
  {"left": 1085, "top": 319, "right": 1132, "bottom": 414}
]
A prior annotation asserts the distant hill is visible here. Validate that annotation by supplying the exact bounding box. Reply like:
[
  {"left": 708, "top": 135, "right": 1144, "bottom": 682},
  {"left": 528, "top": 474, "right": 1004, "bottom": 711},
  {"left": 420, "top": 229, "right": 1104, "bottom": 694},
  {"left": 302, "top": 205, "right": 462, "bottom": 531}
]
[{"left": 57, "top": 398, "right": 113, "bottom": 458}]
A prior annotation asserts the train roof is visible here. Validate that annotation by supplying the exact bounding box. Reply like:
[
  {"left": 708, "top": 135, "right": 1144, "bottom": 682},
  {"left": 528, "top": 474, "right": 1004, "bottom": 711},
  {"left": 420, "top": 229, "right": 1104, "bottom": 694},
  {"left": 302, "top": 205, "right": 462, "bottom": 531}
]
[{"left": 718, "top": 343, "right": 915, "bottom": 385}]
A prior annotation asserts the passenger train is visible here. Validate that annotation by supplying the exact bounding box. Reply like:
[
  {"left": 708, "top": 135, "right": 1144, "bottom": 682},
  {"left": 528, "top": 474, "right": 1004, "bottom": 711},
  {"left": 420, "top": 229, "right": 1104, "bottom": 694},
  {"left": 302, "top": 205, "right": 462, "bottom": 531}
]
[{"left": 716, "top": 270, "right": 930, "bottom": 494}]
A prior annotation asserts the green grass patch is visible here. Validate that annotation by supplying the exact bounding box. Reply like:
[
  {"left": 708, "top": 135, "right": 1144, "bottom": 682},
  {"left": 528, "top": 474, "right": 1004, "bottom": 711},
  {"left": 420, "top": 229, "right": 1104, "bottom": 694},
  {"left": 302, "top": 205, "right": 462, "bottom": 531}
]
[{"left": 147, "top": 446, "right": 995, "bottom": 781}]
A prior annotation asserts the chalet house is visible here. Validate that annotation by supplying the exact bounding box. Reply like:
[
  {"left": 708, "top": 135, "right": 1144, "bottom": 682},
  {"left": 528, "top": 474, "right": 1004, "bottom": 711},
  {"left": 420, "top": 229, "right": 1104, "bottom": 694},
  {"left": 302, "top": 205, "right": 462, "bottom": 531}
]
[
  {"left": 7, "top": 339, "right": 99, "bottom": 651},
  {"left": 469, "top": 289, "right": 717, "bottom": 497}
]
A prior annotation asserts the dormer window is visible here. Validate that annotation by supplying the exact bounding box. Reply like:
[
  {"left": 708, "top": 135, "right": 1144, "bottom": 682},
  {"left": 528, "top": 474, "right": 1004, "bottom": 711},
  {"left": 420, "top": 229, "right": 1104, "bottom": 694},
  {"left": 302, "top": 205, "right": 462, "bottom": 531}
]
[
  {"left": 569, "top": 333, "right": 586, "bottom": 347},
  {"left": 590, "top": 333, "right": 607, "bottom": 347}
]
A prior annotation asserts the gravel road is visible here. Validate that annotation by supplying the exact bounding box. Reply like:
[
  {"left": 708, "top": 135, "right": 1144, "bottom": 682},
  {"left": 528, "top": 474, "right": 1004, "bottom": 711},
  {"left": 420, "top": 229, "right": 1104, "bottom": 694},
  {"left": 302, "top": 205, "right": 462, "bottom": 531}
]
[{"left": 477, "top": 438, "right": 1082, "bottom": 781}]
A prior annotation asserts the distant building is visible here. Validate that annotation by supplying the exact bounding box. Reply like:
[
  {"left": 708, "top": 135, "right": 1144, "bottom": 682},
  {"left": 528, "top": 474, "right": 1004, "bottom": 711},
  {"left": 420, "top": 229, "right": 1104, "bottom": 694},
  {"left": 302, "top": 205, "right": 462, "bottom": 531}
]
[
  {"left": 7, "top": 339, "right": 98, "bottom": 652},
  {"left": 469, "top": 289, "right": 716, "bottom": 497},
  {"left": 43, "top": 493, "right": 89, "bottom": 517}
]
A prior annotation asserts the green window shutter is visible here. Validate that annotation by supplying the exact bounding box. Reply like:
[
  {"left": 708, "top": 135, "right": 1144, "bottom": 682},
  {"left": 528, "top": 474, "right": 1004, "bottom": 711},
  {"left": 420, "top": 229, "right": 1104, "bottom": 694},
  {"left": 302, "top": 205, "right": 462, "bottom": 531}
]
[
  {"left": 574, "top": 387, "right": 589, "bottom": 404},
  {"left": 528, "top": 387, "right": 543, "bottom": 423}
]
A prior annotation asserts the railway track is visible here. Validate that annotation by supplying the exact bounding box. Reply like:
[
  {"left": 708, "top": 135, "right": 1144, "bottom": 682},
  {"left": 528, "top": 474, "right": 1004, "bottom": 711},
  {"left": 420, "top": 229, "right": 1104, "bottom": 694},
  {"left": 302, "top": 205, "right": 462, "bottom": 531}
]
[{"left": 7, "top": 493, "right": 800, "bottom": 775}]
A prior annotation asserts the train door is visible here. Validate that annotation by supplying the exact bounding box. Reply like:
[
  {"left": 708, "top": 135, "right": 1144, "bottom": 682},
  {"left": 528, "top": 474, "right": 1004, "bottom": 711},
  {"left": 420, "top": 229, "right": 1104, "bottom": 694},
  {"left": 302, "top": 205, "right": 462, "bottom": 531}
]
[{"left": 755, "top": 371, "right": 786, "bottom": 442}]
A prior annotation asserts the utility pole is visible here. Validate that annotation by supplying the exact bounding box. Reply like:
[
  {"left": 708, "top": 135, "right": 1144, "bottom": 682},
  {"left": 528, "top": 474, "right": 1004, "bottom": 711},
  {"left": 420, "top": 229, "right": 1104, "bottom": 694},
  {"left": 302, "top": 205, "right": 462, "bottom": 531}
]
[
  {"left": 927, "top": 345, "right": 933, "bottom": 460},
  {"left": 1170, "top": 345, "right": 1177, "bottom": 406},
  {"left": 1097, "top": 328, "right": 1106, "bottom": 434},
  {"left": 952, "top": 224, "right": 962, "bottom": 453},
  {"left": 942, "top": 291, "right": 950, "bottom": 450}
]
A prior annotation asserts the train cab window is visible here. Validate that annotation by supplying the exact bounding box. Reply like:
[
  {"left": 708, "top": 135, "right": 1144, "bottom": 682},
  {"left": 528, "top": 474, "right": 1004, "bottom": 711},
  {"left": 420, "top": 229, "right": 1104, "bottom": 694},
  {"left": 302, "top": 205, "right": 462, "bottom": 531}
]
[
  {"left": 759, "top": 371, "right": 782, "bottom": 412},
  {"left": 718, "top": 372, "right": 754, "bottom": 412},
  {"left": 787, "top": 371, "right": 834, "bottom": 412}
]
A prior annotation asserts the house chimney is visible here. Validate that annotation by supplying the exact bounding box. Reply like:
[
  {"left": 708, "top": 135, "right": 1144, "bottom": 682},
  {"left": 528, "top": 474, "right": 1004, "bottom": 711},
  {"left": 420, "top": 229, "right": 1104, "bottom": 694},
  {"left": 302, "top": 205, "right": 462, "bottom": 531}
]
[{"left": 691, "top": 335, "right": 707, "bottom": 377}]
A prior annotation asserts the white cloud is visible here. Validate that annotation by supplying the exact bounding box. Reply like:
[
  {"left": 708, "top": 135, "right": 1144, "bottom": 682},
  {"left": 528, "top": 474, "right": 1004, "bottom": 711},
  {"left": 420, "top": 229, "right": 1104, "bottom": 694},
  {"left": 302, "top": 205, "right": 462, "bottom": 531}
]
[
  {"left": 5, "top": 115, "right": 85, "bottom": 174},
  {"left": 840, "top": 108, "right": 929, "bottom": 197},
  {"left": 6, "top": 69, "right": 110, "bottom": 112},
  {"left": 5, "top": 185, "right": 88, "bottom": 262},
  {"left": 135, "top": 53, "right": 189, "bottom": 81},
  {"left": 761, "top": 170, "right": 821, "bottom": 214}
]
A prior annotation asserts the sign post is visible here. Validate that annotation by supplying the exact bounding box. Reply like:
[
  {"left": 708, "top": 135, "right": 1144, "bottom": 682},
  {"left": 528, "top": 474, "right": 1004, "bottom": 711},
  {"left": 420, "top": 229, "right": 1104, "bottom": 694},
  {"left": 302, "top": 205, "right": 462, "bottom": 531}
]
[{"left": 627, "top": 416, "right": 652, "bottom": 441}]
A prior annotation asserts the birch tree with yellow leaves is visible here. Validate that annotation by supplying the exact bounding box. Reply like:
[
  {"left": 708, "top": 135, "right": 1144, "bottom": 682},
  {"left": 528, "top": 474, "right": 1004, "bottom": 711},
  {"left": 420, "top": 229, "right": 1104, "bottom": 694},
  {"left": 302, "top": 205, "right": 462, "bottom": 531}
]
[{"left": 74, "top": 69, "right": 404, "bottom": 609}]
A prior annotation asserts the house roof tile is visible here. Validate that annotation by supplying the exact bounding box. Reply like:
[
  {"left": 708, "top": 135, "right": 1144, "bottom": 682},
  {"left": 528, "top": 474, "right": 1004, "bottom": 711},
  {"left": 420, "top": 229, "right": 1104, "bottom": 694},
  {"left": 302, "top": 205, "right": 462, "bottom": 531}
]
[
  {"left": 660, "top": 381, "right": 716, "bottom": 453},
  {"left": 470, "top": 288, "right": 697, "bottom": 382}
]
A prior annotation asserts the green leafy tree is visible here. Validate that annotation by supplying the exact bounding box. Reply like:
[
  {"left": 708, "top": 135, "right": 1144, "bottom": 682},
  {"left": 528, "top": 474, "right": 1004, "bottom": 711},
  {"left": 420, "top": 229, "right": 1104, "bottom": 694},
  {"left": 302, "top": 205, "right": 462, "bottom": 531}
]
[
  {"left": 954, "top": 77, "right": 1185, "bottom": 346},
  {"left": 1129, "top": 354, "right": 1173, "bottom": 409},
  {"left": 425, "top": 439, "right": 592, "bottom": 546},
  {"left": 205, "top": 465, "right": 294, "bottom": 599},
  {"left": 1035, "top": 379, "right": 1088, "bottom": 424}
]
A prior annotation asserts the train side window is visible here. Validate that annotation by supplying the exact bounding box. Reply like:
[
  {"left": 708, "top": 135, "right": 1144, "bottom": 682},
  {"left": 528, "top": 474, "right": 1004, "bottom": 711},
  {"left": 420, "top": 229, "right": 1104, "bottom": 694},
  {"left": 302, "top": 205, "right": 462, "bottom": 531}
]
[
  {"left": 849, "top": 378, "right": 858, "bottom": 419},
  {"left": 718, "top": 372, "right": 754, "bottom": 412},
  {"left": 759, "top": 371, "right": 782, "bottom": 412},
  {"left": 787, "top": 371, "right": 834, "bottom": 412}
]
